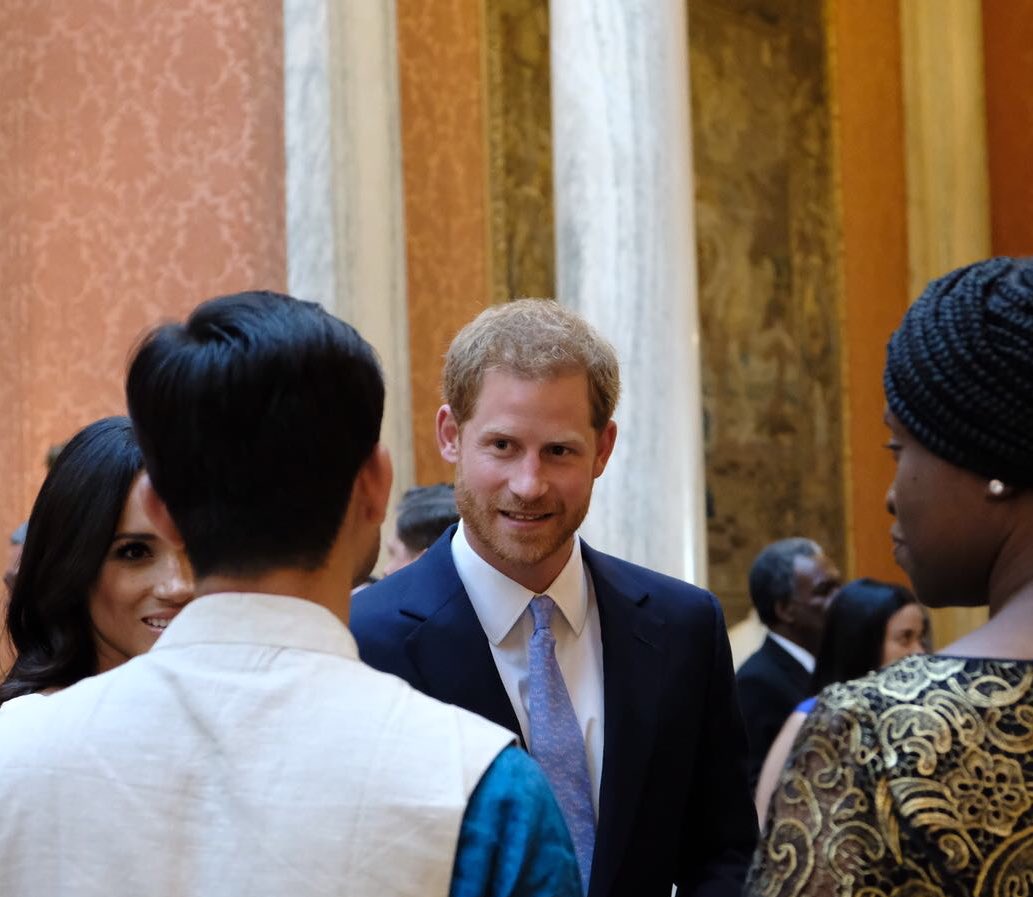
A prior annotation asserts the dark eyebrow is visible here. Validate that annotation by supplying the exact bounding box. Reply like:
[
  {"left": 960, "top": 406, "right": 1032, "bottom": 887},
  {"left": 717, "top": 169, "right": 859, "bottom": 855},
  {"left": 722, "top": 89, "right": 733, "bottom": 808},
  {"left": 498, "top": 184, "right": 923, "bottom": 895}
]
[{"left": 111, "top": 532, "right": 157, "bottom": 542}]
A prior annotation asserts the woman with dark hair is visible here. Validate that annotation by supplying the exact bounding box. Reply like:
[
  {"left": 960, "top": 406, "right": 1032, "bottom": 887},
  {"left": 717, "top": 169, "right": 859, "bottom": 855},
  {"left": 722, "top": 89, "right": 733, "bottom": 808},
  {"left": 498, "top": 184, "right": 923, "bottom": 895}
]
[
  {"left": 748, "top": 257, "right": 1033, "bottom": 897},
  {"left": 0, "top": 417, "right": 193, "bottom": 706},
  {"left": 754, "top": 578, "right": 928, "bottom": 822}
]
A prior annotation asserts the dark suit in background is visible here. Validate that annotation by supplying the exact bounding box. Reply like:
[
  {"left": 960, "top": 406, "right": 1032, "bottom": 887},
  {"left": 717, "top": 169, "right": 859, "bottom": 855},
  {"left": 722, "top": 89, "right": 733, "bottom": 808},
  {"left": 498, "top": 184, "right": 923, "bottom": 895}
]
[
  {"left": 352, "top": 527, "right": 758, "bottom": 897},
  {"left": 735, "top": 635, "right": 811, "bottom": 792}
]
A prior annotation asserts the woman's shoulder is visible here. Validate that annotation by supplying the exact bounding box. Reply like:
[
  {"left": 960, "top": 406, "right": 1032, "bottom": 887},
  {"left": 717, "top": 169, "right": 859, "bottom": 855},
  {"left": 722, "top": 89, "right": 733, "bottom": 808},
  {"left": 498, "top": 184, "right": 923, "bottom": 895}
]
[
  {"left": 816, "top": 654, "right": 1033, "bottom": 717},
  {"left": 0, "top": 691, "right": 52, "bottom": 713},
  {"left": 0, "top": 687, "right": 63, "bottom": 716},
  {"left": 790, "top": 654, "right": 1033, "bottom": 785}
]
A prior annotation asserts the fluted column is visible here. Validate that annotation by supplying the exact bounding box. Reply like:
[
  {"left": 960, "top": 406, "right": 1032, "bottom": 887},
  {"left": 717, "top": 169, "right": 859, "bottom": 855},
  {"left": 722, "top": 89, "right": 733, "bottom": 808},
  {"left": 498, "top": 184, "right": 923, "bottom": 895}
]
[
  {"left": 284, "top": 0, "right": 414, "bottom": 517},
  {"left": 550, "top": 0, "right": 707, "bottom": 584}
]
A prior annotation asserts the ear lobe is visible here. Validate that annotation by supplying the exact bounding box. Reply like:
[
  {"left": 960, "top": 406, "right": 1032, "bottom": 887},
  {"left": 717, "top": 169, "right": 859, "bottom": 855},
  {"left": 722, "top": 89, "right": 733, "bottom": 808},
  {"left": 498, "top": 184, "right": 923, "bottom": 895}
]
[
  {"left": 437, "top": 405, "right": 461, "bottom": 464},
  {"left": 138, "top": 473, "right": 185, "bottom": 550},
  {"left": 773, "top": 597, "right": 795, "bottom": 626}
]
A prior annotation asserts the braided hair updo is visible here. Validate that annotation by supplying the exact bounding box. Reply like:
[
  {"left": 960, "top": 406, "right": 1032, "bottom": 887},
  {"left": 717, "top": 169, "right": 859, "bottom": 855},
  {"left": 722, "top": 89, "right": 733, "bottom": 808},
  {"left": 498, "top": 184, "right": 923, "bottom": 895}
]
[{"left": 884, "top": 257, "right": 1033, "bottom": 486}]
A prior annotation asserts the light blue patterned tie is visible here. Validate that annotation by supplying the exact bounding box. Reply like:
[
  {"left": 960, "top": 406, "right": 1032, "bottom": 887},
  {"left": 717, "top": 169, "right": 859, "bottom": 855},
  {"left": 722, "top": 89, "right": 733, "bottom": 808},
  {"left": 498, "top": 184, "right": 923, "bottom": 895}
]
[{"left": 528, "top": 594, "right": 595, "bottom": 894}]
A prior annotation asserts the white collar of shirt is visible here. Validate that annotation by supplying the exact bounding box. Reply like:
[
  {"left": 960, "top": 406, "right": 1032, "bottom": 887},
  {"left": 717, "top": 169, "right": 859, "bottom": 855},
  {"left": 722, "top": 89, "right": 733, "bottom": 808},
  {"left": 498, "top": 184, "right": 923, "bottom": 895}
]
[
  {"left": 153, "top": 592, "right": 359, "bottom": 659},
  {"left": 452, "top": 520, "right": 589, "bottom": 644},
  {"left": 768, "top": 631, "right": 816, "bottom": 674}
]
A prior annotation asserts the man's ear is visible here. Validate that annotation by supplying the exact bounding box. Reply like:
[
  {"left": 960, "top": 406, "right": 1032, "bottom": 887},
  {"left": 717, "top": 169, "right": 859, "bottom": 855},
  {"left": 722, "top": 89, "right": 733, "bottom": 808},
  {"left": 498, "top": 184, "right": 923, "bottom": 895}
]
[
  {"left": 592, "top": 419, "right": 618, "bottom": 478},
  {"left": 437, "top": 405, "right": 461, "bottom": 464},
  {"left": 772, "top": 596, "right": 795, "bottom": 627},
  {"left": 355, "top": 443, "right": 393, "bottom": 525},
  {"left": 138, "top": 474, "right": 185, "bottom": 550}
]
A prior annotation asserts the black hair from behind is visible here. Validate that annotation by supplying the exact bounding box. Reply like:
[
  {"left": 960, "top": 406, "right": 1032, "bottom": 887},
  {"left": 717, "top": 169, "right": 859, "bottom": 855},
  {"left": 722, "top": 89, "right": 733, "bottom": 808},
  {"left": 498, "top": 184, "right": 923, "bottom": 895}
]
[
  {"left": 125, "top": 290, "right": 384, "bottom": 579},
  {"left": 0, "top": 417, "right": 142, "bottom": 705},
  {"left": 811, "top": 577, "right": 917, "bottom": 692}
]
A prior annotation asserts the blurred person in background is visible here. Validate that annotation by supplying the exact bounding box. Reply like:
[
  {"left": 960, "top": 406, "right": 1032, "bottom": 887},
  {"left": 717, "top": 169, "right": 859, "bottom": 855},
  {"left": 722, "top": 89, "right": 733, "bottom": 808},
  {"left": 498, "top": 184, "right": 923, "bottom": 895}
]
[
  {"left": 4, "top": 522, "right": 27, "bottom": 598},
  {"left": 736, "top": 538, "right": 841, "bottom": 790},
  {"left": 0, "top": 522, "right": 28, "bottom": 673},
  {"left": 753, "top": 577, "right": 928, "bottom": 823},
  {"left": 383, "top": 484, "right": 460, "bottom": 576}
]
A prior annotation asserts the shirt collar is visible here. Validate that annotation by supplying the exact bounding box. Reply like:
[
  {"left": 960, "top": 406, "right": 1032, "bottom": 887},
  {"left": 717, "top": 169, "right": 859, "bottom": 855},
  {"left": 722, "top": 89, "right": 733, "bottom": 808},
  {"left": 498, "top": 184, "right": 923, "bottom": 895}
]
[
  {"left": 452, "top": 520, "right": 589, "bottom": 645},
  {"left": 768, "top": 631, "right": 816, "bottom": 674},
  {"left": 152, "top": 592, "right": 359, "bottom": 659}
]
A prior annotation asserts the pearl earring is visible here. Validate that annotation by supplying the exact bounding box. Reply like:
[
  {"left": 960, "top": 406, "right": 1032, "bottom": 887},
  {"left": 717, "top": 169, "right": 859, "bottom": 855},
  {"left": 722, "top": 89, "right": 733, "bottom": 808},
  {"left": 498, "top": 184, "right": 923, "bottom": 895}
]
[{"left": 989, "top": 479, "right": 1006, "bottom": 497}]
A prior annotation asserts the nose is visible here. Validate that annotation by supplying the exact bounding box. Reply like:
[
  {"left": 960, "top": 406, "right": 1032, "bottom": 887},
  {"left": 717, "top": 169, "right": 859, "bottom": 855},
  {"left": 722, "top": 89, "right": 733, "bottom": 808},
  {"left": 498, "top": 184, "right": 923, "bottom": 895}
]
[
  {"left": 885, "top": 484, "right": 897, "bottom": 516},
  {"left": 156, "top": 550, "right": 194, "bottom": 606},
  {"left": 509, "top": 455, "right": 548, "bottom": 503}
]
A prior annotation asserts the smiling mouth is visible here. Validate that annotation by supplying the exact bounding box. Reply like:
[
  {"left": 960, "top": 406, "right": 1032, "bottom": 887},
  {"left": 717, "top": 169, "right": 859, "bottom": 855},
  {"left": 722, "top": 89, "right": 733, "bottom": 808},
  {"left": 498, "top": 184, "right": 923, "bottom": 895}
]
[
  {"left": 499, "top": 510, "right": 552, "bottom": 522},
  {"left": 142, "top": 615, "right": 176, "bottom": 633}
]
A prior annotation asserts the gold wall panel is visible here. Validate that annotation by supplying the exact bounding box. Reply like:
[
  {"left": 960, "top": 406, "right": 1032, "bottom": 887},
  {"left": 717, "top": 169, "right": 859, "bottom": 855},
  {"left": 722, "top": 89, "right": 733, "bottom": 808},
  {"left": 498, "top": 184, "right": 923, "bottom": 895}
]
[
  {"left": 982, "top": 0, "right": 1033, "bottom": 257},
  {"left": 828, "top": 0, "right": 910, "bottom": 586},
  {"left": 689, "top": 0, "right": 845, "bottom": 623},
  {"left": 900, "top": 0, "right": 991, "bottom": 646},
  {"left": 397, "top": 0, "right": 493, "bottom": 485},
  {"left": 485, "top": 0, "right": 555, "bottom": 303}
]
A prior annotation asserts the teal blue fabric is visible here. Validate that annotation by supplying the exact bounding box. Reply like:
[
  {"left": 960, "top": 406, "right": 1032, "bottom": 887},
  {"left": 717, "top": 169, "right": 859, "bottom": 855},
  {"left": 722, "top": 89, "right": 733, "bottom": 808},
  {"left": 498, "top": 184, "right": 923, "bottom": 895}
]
[{"left": 449, "top": 746, "right": 582, "bottom": 897}]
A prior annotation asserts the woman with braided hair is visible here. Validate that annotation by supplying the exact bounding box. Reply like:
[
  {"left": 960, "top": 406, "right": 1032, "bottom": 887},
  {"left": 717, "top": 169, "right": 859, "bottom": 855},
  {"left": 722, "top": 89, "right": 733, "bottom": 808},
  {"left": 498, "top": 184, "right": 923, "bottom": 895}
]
[{"left": 748, "top": 257, "right": 1033, "bottom": 897}]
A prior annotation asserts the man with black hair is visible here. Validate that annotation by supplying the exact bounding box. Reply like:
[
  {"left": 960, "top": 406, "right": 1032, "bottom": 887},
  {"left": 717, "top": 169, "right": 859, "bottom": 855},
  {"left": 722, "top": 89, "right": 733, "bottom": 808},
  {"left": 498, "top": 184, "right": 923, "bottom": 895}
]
[
  {"left": 0, "top": 291, "right": 579, "bottom": 897},
  {"left": 384, "top": 484, "right": 460, "bottom": 575},
  {"left": 736, "top": 537, "right": 841, "bottom": 791}
]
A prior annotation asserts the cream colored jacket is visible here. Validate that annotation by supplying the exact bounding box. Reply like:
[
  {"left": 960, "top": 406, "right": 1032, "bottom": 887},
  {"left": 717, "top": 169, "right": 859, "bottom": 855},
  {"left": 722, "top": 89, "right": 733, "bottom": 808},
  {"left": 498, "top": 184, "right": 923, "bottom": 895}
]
[{"left": 0, "top": 593, "right": 514, "bottom": 896}]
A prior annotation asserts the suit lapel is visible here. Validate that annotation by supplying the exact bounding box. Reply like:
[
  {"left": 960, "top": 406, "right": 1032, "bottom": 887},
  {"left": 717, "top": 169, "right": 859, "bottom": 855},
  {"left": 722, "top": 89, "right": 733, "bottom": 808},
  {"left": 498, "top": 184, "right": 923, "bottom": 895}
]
[
  {"left": 400, "top": 530, "right": 523, "bottom": 740},
  {"left": 583, "top": 544, "right": 666, "bottom": 897}
]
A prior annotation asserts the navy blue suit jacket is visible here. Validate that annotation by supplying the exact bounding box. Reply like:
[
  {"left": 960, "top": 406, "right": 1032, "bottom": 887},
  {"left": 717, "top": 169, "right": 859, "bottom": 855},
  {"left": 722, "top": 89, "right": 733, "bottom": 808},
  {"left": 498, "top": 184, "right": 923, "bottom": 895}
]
[{"left": 351, "top": 527, "right": 758, "bottom": 897}]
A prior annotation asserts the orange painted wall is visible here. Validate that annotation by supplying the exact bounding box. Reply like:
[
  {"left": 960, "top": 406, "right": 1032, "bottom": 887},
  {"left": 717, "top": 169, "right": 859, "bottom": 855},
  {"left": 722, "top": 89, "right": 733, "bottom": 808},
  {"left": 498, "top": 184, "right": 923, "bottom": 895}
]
[
  {"left": 0, "top": 2, "right": 286, "bottom": 545},
  {"left": 983, "top": 0, "right": 1033, "bottom": 257},
  {"left": 396, "top": 0, "right": 492, "bottom": 485},
  {"left": 829, "top": 0, "right": 911, "bottom": 582}
]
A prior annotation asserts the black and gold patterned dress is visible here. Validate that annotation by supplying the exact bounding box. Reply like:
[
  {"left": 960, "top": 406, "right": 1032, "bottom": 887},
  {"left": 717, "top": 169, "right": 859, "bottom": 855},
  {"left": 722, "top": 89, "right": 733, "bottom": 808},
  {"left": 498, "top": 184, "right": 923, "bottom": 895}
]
[{"left": 747, "top": 654, "right": 1033, "bottom": 897}]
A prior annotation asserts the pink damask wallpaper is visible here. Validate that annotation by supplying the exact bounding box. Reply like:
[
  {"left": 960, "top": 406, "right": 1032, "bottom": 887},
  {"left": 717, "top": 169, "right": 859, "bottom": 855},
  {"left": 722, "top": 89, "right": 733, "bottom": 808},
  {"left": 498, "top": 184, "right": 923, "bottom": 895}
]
[{"left": 0, "top": 1, "right": 286, "bottom": 541}]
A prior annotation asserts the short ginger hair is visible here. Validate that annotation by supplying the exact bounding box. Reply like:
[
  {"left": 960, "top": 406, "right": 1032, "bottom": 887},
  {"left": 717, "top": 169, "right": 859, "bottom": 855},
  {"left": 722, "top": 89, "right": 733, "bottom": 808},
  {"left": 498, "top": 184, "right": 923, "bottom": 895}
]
[{"left": 443, "top": 298, "right": 620, "bottom": 430}]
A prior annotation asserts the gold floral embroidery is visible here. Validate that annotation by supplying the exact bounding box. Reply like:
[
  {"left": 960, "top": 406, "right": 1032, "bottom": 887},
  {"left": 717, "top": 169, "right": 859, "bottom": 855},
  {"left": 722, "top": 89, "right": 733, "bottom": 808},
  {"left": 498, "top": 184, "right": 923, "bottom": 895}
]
[
  {"left": 747, "top": 656, "right": 1033, "bottom": 897},
  {"left": 945, "top": 748, "right": 1031, "bottom": 837}
]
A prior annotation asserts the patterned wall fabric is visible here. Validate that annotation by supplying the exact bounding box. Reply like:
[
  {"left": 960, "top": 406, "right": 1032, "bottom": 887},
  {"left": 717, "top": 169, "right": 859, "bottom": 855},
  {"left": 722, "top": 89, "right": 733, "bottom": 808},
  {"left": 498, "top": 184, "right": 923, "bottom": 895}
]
[
  {"left": 0, "top": 1, "right": 286, "bottom": 540},
  {"left": 689, "top": 0, "right": 845, "bottom": 623}
]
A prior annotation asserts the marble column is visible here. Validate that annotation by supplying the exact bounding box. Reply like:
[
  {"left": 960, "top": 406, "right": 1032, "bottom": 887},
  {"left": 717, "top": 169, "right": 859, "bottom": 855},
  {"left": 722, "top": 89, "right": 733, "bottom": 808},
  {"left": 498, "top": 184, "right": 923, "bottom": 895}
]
[
  {"left": 284, "top": 0, "right": 414, "bottom": 526},
  {"left": 550, "top": 0, "right": 707, "bottom": 585}
]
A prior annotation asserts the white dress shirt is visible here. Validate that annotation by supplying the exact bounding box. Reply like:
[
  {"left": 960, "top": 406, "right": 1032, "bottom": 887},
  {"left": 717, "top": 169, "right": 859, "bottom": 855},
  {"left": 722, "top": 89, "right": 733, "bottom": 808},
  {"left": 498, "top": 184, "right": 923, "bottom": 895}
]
[
  {"left": 768, "top": 631, "right": 816, "bottom": 674},
  {"left": 452, "top": 521, "right": 605, "bottom": 814}
]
